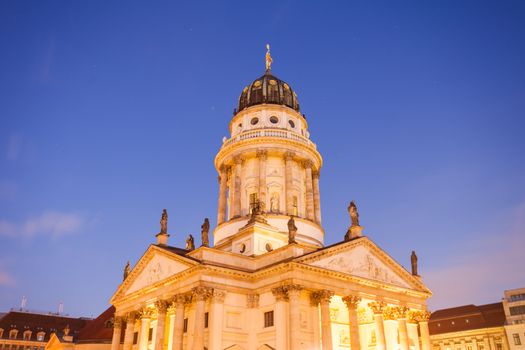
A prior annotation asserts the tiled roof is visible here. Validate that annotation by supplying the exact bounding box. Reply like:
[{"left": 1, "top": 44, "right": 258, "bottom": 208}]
[
  {"left": 0, "top": 311, "right": 89, "bottom": 342},
  {"left": 429, "top": 302, "right": 505, "bottom": 335},
  {"left": 77, "top": 306, "right": 115, "bottom": 343}
]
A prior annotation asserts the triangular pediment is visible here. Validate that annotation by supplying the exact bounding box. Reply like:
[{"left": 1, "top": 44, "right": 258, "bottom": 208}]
[
  {"left": 297, "top": 237, "right": 428, "bottom": 292},
  {"left": 112, "top": 245, "right": 198, "bottom": 302}
]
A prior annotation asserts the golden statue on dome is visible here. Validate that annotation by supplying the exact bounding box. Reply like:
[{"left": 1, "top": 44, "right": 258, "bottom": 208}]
[{"left": 265, "top": 44, "right": 273, "bottom": 71}]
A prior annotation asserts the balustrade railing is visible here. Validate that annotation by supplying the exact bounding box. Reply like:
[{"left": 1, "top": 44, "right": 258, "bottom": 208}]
[{"left": 222, "top": 129, "right": 317, "bottom": 149}]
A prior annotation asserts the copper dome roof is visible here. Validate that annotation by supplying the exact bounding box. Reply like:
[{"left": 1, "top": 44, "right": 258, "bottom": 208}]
[{"left": 236, "top": 71, "right": 300, "bottom": 114}]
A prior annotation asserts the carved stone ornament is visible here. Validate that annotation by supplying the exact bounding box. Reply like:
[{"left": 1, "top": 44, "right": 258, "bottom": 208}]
[
  {"left": 124, "top": 311, "right": 138, "bottom": 323},
  {"left": 382, "top": 306, "right": 397, "bottom": 321},
  {"left": 212, "top": 289, "right": 226, "bottom": 303},
  {"left": 139, "top": 308, "right": 154, "bottom": 319},
  {"left": 311, "top": 290, "right": 334, "bottom": 304},
  {"left": 256, "top": 149, "right": 268, "bottom": 160},
  {"left": 368, "top": 301, "right": 387, "bottom": 315},
  {"left": 286, "top": 284, "right": 304, "bottom": 298},
  {"left": 155, "top": 300, "right": 168, "bottom": 313},
  {"left": 201, "top": 218, "right": 210, "bottom": 247},
  {"left": 246, "top": 294, "right": 260, "bottom": 308},
  {"left": 412, "top": 310, "right": 431, "bottom": 322},
  {"left": 271, "top": 286, "right": 289, "bottom": 301},
  {"left": 284, "top": 151, "right": 295, "bottom": 161},
  {"left": 393, "top": 306, "right": 409, "bottom": 319},
  {"left": 113, "top": 316, "right": 123, "bottom": 329},
  {"left": 342, "top": 295, "right": 362, "bottom": 310},
  {"left": 192, "top": 286, "right": 213, "bottom": 301}
]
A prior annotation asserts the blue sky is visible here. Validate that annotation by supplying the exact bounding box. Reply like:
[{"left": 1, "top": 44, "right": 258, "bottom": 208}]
[{"left": 1, "top": 1, "right": 524, "bottom": 318}]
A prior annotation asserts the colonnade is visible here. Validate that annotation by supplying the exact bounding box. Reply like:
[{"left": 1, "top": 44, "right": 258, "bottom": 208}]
[
  {"left": 111, "top": 287, "right": 225, "bottom": 350},
  {"left": 111, "top": 286, "right": 431, "bottom": 350},
  {"left": 216, "top": 151, "right": 322, "bottom": 225}
]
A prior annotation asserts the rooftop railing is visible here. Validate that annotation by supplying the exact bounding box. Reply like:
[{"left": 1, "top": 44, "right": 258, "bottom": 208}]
[{"left": 221, "top": 129, "right": 317, "bottom": 149}]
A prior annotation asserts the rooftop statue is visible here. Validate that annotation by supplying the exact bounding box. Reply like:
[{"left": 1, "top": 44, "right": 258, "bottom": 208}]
[
  {"left": 123, "top": 261, "right": 130, "bottom": 281},
  {"left": 186, "top": 234, "right": 195, "bottom": 251},
  {"left": 348, "top": 201, "right": 359, "bottom": 227},
  {"left": 160, "top": 209, "right": 168, "bottom": 234},
  {"left": 411, "top": 250, "right": 418, "bottom": 276},
  {"left": 287, "top": 216, "right": 297, "bottom": 244},
  {"left": 201, "top": 218, "right": 210, "bottom": 247},
  {"left": 265, "top": 44, "right": 273, "bottom": 71}
]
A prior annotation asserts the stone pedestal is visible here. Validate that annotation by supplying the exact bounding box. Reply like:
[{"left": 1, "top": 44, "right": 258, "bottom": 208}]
[{"left": 345, "top": 225, "right": 363, "bottom": 240}]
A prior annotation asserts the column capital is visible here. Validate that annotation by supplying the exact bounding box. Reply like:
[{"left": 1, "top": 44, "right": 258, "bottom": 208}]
[
  {"left": 256, "top": 149, "right": 268, "bottom": 159},
  {"left": 192, "top": 286, "right": 213, "bottom": 301},
  {"left": 139, "top": 307, "right": 153, "bottom": 319},
  {"left": 312, "top": 169, "right": 320, "bottom": 178},
  {"left": 393, "top": 306, "right": 409, "bottom": 319},
  {"left": 284, "top": 151, "right": 295, "bottom": 161},
  {"left": 286, "top": 284, "right": 304, "bottom": 298},
  {"left": 271, "top": 286, "right": 289, "bottom": 301},
  {"left": 311, "top": 290, "right": 334, "bottom": 304},
  {"left": 155, "top": 300, "right": 168, "bottom": 313},
  {"left": 368, "top": 301, "right": 387, "bottom": 314},
  {"left": 382, "top": 306, "right": 397, "bottom": 320},
  {"left": 233, "top": 155, "right": 243, "bottom": 164},
  {"left": 302, "top": 159, "right": 314, "bottom": 169},
  {"left": 172, "top": 292, "right": 192, "bottom": 306},
  {"left": 124, "top": 311, "right": 138, "bottom": 323},
  {"left": 219, "top": 164, "right": 230, "bottom": 173},
  {"left": 211, "top": 289, "right": 226, "bottom": 303},
  {"left": 413, "top": 310, "right": 431, "bottom": 322},
  {"left": 342, "top": 295, "right": 361, "bottom": 310},
  {"left": 246, "top": 294, "right": 260, "bottom": 308},
  {"left": 113, "top": 316, "right": 124, "bottom": 329}
]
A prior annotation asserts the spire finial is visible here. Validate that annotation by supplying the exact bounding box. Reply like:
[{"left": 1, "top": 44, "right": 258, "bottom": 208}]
[{"left": 265, "top": 43, "right": 273, "bottom": 72}]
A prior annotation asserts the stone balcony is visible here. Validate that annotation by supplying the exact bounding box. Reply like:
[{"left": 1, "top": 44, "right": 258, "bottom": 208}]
[{"left": 222, "top": 128, "right": 317, "bottom": 150}]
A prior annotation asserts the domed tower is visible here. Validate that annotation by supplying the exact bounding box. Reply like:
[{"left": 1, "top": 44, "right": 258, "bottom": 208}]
[{"left": 214, "top": 47, "right": 323, "bottom": 254}]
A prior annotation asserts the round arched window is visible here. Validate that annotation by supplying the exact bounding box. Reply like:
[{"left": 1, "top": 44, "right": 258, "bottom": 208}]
[
  {"left": 251, "top": 117, "right": 259, "bottom": 125},
  {"left": 270, "top": 116, "right": 279, "bottom": 124},
  {"left": 288, "top": 120, "right": 295, "bottom": 128}
]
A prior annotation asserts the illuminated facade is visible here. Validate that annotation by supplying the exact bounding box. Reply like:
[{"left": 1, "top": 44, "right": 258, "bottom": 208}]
[{"left": 109, "top": 50, "right": 433, "bottom": 350}]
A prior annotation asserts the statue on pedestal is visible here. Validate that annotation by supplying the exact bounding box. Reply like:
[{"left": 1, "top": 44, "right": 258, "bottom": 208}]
[
  {"left": 123, "top": 261, "right": 130, "bottom": 281},
  {"left": 287, "top": 216, "right": 297, "bottom": 244},
  {"left": 348, "top": 201, "right": 359, "bottom": 227},
  {"left": 186, "top": 234, "right": 195, "bottom": 251},
  {"left": 201, "top": 218, "right": 210, "bottom": 247},
  {"left": 411, "top": 250, "right": 418, "bottom": 276},
  {"left": 160, "top": 209, "right": 168, "bottom": 234}
]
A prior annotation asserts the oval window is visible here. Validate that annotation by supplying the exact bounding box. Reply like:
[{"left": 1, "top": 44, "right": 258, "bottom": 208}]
[
  {"left": 251, "top": 117, "right": 259, "bottom": 125},
  {"left": 288, "top": 120, "right": 295, "bottom": 128},
  {"left": 270, "top": 116, "right": 279, "bottom": 124},
  {"left": 265, "top": 243, "right": 273, "bottom": 252},
  {"left": 240, "top": 243, "right": 246, "bottom": 253}
]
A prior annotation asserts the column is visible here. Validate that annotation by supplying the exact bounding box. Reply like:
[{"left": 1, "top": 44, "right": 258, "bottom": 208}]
[
  {"left": 217, "top": 165, "right": 228, "bottom": 225},
  {"left": 343, "top": 296, "right": 362, "bottom": 350},
  {"left": 311, "top": 294, "right": 321, "bottom": 349},
  {"left": 123, "top": 312, "right": 137, "bottom": 350},
  {"left": 138, "top": 309, "right": 153, "bottom": 350},
  {"left": 304, "top": 160, "right": 315, "bottom": 221},
  {"left": 483, "top": 337, "right": 491, "bottom": 350},
  {"left": 288, "top": 285, "right": 304, "bottom": 350},
  {"left": 111, "top": 316, "right": 123, "bottom": 350},
  {"left": 272, "top": 286, "right": 289, "bottom": 350},
  {"left": 418, "top": 311, "right": 431, "bottom": 350},
  {"left": 369, "top": 302, "right": 387, "bottom": 350},
  {"left": 154, "top": 301, "right": 168, "bottom": 350},
  {"left": 257, "top": 150, "right": 268, "bottom": 209},
  {"left": 396, "top": 307, "right": 409, "bottom": 350},
  {"left": 312, "top": 290, "right": 334, "bottom": 350},
  {"left": 192, "top": 287, "right": 212, "bottom": 350},
  {"left": 166, "top": 306, "right": 176, "bottom": 350},
  {"left": 247, "top": 294, "right": 260, "bottom": 350},
  {"left": 232, "top": 156, "right": 242, "bottom": 218},
  {"left": 172, "top": 294, "right": 188, "bottom": 350},
  {"left": 284, "top": 152, "right": 295, "bottom": 215},
  {"left": 312, "top": 170, "right": 322, "bottom": 224},
  {"left": 209, "top": 290, "right": 226, "bottom": 350}
]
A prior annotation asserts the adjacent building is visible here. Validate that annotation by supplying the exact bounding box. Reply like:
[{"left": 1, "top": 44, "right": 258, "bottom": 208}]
[{"left": 502, "top": 288, "right": 525, "bottom": 350}]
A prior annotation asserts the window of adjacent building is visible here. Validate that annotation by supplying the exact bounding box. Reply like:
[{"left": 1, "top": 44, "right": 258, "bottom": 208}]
[
  {"left": 36, "top": 332, "right": 45, "bottom": 342},
  {"left": 132, "top": 332, "right": 138, "bottom": 344},
  {"left": 183, "top": 318, "right": 188, "bottom": 333},
  {"left": 495, "top": 343, "right": 502, "bottom": 350},
  {"left": 514, "top": 334, "right": 522, "bottom": 345},
  {"left": 23, "top": 331, "right": 31, "bottom": 341},
  {"left": 148, "top": 328, "right": 153, "bottom": 342},
  {"left": 9, "top": 329, "right": 18, "bottom": 339},
  {"left": 0, "top": 328, "right": 3, "bottom": 338},
  {"left": 264, "top": 311, "right": 274, "bottom": 328},
  {"left": 510, "top": 305, "right": 525, "bottom": 316},
  {"left": 510, "top": 293, "right": 525, "bottom": 302},
  {"left": 204, "top": 312, "right": 209, "bottom": 328}
]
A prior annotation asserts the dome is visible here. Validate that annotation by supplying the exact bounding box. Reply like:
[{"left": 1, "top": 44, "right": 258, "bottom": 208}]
[{"left": 236, "top": 71, "right": 300, "bottom": 114}]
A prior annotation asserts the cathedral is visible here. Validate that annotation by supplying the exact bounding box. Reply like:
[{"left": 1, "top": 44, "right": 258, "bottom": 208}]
[{"left": 107, "top": 47, "right": 433, "bottom": 350}]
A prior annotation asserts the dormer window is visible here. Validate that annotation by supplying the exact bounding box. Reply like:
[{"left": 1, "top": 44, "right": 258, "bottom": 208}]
[
  {"left": 9, "top": 329, "right": 18, "bottom": 339},
  {"left": 37, "top": 332, "right": 45, "bottom": 342},
  {"left": 23, "top": 330, "right": 32, "bottom": 341},
  {"left": 0, "top": 328, "right": 4, "bottom": 338}
]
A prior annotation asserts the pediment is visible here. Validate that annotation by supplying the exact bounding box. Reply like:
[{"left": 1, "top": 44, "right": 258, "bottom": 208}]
[
  {"left": 112, "top": 245, "right": 198, "bottom": 301},
  {"left": 298, "top": 238, "right": 426, "bottom": 291}
]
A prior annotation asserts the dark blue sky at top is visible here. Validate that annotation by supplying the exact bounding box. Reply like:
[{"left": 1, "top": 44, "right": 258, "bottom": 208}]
[{"left": 1, "top": 1, "right": 524, "bottom": 317}]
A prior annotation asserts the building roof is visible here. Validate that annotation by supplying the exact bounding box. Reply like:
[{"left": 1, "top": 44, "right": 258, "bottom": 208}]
[
  {"left": 0, "top": 310, "right": 89, "bottom": 342},
  {"left": 76, "top": 306, "right": 115, "bottom": 343},
  {"left": 236, "top": 71, "right": 301, "bottom": 115},
  {"left": 429, "top": 302, "right": 506, "bottom": 335}
]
